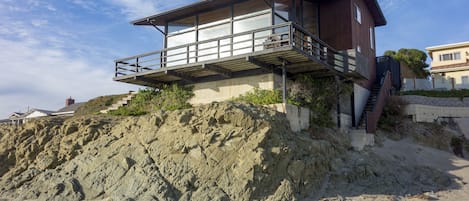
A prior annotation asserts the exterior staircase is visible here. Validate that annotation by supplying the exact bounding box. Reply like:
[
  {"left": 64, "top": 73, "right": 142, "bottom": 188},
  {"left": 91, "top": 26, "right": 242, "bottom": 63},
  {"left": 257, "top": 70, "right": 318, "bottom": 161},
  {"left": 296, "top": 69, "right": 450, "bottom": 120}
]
[
  {"left": 357, "top": 85, "right": 381, "bottom": 129},
  {"left": 100, "top": 91, "right": 138, "bottom": 114}
]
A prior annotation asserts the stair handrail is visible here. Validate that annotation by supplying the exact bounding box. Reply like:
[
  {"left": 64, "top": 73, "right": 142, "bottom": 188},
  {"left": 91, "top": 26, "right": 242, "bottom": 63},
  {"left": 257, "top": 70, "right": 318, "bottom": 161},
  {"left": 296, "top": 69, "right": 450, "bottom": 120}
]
[{"left": 366, "top": 71, "right": 392, "bottom": 133}]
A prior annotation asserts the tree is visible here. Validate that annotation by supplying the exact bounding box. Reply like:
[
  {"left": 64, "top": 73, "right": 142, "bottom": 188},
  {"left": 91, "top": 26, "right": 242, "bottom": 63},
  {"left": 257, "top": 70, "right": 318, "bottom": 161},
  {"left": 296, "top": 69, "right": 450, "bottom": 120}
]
[{"left": 384, "top": 48, "right": 430, "bottom": 78}]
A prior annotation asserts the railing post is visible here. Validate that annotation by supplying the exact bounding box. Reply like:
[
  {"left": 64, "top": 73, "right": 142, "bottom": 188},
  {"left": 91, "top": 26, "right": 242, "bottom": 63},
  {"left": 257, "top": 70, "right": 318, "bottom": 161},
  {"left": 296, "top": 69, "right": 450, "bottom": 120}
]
[
  {"left": 290, "top": 23, "right": 294, "bottom": 46},
  {"left": 136, "top": 57, "right": 139, "bottom": 72},
  {"left": 186, "top": 46, "right": 190, "bottom": 64},
  {"left": 115, "top": 62, "right": 118, "bottom": 77},
  {"left": 218, "top": 40, "right": 221, "bottom": 59},
  {"left": 252, "top": 32, "right": 255, "bottom": 52},
  {"left": 342, "top": 52, "right": 349, "bottom": 73}
]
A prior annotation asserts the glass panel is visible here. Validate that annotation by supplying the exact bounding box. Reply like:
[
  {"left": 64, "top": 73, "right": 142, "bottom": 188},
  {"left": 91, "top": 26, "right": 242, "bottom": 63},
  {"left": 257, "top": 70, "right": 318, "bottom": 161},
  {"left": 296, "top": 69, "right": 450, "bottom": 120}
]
[
  {"left": 166, "top": 31, "right": 195, "bottom": 66},
  {"left": 234, "top": 0, "right": 271, "bottom": 19},
  {"left": 454, "top": 52, "right": 461, "bottom": 60},
  {"left": 233, "top": 13, "right": 271, "bottom": 34},
  {"left": 198, "top": 23, "right": 231, "bottom": 41},
  {"left": 167, "top": 31, "right": 195, "bottom": 48},
  {"left": 199, "top": 7, "right": 231, "bottom": 28},
  {"left": 275, "top": 0, "right": 292, "bottom": 21},
  {"left": 168, "top": 16, "right": 195, "bottom": 34},
  {"left": 233, "top": 34, "right": 253, "bottom": 55}
]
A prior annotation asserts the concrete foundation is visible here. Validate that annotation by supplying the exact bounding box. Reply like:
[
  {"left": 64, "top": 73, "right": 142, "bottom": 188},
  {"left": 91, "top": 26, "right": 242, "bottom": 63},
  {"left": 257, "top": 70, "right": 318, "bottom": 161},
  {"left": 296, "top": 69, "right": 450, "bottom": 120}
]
[
  {"left": 267, "top": 103, "right": 310, "bottom": 132},
  {"left": 404, "top": 104, "right": 469, "bottom": 122},
  {"left": 349, "top": 129, "right": 375, "bottom": 151},
  {"left": 189, "top": 73, "right": 281, "bottom": 105}
]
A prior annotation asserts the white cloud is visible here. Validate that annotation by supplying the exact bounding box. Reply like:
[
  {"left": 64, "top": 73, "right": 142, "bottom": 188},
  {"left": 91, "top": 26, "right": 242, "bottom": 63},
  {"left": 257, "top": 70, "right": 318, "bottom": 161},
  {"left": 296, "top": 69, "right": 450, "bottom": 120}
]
[
  {"left": 0, "top": 37, "right": 134, "bottom": 118},
  {"left": 31, "top": 19, "right": 48, "bottom": 27},
  {"left": 106, "top": 0, "right": 158, "bottom": 20}
]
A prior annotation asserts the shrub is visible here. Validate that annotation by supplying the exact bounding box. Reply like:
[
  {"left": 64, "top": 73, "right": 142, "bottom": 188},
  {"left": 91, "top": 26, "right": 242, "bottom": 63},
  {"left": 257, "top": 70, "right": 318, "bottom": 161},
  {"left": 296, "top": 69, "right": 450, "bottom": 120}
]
[
  {"left": 378, "top": 96, "right": 408, "bottom": 132},
  {"left": 110, "top": 84, "right": 194, "bottom": 116},
  {"left": 401, "top": 89, "right": 469, "bottom": 99},
  {"left": 233, "top": 88, "right": 283, "bottom": 105}
]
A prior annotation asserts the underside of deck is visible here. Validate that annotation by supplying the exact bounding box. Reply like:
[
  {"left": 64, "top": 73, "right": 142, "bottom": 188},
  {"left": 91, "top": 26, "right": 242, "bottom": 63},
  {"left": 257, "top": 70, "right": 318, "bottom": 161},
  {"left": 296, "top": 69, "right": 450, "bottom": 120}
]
[{"left": 114, "top": 46, "right": 359, "bottom": 87}]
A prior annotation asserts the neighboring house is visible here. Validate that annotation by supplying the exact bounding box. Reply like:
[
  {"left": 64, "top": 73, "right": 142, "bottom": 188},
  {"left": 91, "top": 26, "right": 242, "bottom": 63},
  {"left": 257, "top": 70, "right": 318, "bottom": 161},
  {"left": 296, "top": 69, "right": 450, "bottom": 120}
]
[
  {"left": 52, "top": 97, "right": 85, "bottom": 117},
  {"left": 22, "top": 109, "right": 55, "bottom": 123},
  {"left": 427, "top": 41, "right": 469, "bottom": 90},
  {"left": 0, "top": 97, "right": 84, "bottom": 125},
  {"left": 113, "top": 0, "right": 390, "bottom": 134}
]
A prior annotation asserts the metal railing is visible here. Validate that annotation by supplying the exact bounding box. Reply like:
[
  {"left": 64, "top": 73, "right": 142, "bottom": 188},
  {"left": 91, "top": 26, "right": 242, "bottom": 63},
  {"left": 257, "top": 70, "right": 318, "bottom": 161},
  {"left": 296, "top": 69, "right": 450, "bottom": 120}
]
[
  {"left": 366, "top": 71, "right": 392, "bottom": 133},
  {"left": 115, "top": 22, "right": 357, "bottom": 77}
]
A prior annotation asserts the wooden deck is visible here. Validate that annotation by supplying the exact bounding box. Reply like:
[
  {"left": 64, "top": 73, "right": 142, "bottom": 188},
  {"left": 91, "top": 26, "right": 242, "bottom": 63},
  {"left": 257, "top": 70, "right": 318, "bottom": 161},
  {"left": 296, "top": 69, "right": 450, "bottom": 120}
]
[{"left": 114, "top": 22, "right": 366, "bottom": 87}]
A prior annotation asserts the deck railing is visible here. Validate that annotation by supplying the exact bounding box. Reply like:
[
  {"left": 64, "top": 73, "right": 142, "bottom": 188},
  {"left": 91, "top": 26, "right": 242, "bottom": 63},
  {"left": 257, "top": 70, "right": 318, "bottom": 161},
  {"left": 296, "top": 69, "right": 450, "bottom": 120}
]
[{"left": 115, "top": 22, "right": 358, "bottom": 77}]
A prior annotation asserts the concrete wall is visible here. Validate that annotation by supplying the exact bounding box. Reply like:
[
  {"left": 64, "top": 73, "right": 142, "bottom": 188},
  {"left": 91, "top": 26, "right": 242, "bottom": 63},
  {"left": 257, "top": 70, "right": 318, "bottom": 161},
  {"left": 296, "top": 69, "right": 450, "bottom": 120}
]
[
  {"left": 353, "top": 83, "right": 370, "bottom": 126},
  {"left": 405, "top": 104, "right": 469, "bottom": 122},
  {"left": 267, "top": 103, "right": 310, "bottom": 132},
  {"left": 189, "top": 73, "right": 281, "bottom": 104},
  {"left": 402, "top": 95, "right": 469, "bottom": 122}
]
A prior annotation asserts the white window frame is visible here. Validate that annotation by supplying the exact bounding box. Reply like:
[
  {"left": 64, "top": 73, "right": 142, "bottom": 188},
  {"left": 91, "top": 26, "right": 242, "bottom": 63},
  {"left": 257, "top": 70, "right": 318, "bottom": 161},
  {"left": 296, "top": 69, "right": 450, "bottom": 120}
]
[
  {"left": 354, "top": 4, "right": 362, "bottom": 24},
  {"left": 369, "top": 27, "right": 374, "bottom": 50}
]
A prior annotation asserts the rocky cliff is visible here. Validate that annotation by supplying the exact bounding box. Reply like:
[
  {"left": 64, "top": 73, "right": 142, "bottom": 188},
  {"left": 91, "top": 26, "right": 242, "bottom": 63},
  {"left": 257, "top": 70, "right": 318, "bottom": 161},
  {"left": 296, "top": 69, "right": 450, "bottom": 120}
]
[{"left": 0, "top": 103, "right": 344, "bottom": 201}]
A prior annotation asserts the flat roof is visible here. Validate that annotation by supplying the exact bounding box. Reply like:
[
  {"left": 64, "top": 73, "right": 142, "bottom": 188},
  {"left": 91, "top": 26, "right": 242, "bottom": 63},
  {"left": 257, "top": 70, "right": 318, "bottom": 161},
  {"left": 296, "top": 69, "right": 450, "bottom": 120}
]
[
  {"left": 426, "top": 41, "right": 469, "bottom": 51},
  {"left": 132, "top": 0, "right": 386, "bottom": 27}
]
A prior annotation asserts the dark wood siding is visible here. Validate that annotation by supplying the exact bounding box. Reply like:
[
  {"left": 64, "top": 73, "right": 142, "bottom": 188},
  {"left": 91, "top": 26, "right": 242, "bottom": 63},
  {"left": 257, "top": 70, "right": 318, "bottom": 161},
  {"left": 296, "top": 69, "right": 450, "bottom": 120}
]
[
  {"left": 319, "top": 0, "right": 352, "bottom": 50},
  {"left": 319, "top": 0, "right": 378, "bottom": 89},
  {"left": 352, "top": 0, "right": 377, "bottom": 88}
]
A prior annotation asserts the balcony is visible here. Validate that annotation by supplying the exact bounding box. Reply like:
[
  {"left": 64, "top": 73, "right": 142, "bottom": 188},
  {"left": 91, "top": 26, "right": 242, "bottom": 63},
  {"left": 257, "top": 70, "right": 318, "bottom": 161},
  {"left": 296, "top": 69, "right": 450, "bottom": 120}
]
[{"left": 114, "top": 22, "right": 367, "bottom": 87}]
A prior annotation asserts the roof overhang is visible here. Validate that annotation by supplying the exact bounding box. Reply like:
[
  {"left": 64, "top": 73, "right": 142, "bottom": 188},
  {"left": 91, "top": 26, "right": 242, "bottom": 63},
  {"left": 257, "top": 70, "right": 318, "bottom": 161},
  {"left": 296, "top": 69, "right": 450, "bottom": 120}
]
[
  {"left": 132, "top": 0, "right": 239, "bottom": 26},
  {"left": 132, "top": 0, "right": 386, "bottom": 27},
  {"left": 364, "top": 0, "right": 387, "bottom": 26}
]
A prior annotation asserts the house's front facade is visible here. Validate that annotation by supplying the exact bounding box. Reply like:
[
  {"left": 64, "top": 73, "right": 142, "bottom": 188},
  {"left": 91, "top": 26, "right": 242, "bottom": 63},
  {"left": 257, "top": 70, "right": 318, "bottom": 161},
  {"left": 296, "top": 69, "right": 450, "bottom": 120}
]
[
  {"left": 114, "top": 0, "right": 389, "bottom": 133},
  {"left": 428, "top": 41, "right": 469, "bottom": 89}
]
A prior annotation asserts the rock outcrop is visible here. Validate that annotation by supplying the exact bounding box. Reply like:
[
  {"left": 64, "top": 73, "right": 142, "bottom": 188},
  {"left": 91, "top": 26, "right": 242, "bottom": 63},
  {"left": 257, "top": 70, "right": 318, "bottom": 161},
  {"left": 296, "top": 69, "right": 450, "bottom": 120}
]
[{"left": 0, "top": 103, "right": 342, "bottom": 201}]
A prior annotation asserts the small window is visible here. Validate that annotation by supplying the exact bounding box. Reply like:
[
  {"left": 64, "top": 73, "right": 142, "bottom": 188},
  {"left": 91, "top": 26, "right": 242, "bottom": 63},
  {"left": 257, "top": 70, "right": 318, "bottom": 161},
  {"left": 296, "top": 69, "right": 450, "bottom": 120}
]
[
  {"left": 454, "top": 52, "right": 461, "bottom": 60},
  {"left": 439, "top": 52, "right": 461, "bottom": 61},
  {"left": 369, "top": 27, "right": 374, "bottom": 49},
  {"left": 462, "top": 76, "right": 469, "bottom": 85},
  {"left": 439, "top": 53, "right": 453, "bottom": 61},
  {"left": 354, "top": 4, "right": 362, "bottom": 24}
]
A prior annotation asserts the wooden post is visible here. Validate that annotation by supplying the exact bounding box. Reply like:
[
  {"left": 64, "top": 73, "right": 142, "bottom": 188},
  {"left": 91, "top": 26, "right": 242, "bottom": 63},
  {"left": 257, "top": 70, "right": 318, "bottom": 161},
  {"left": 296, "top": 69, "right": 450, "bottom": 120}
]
[
  {"left": 335, "top": 76, "right": 341, "bottom": 128},
  {"left": 282, "top": 59, "right": 287, "bottom": 104}
]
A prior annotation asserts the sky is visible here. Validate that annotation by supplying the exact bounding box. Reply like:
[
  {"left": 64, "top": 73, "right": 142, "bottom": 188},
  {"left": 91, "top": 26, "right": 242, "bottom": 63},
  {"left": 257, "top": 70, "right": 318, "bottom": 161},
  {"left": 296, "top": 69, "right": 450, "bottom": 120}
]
[{"left": 0, "top": 0, "right": 468, "bottom": 118}]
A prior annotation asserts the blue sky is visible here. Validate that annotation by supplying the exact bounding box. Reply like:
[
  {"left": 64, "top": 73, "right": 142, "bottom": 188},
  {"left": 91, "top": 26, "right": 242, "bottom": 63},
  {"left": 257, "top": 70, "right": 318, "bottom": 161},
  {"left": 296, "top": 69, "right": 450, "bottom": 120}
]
[{"left": 0, "top": 0, "right": 468, "bottom": 118}]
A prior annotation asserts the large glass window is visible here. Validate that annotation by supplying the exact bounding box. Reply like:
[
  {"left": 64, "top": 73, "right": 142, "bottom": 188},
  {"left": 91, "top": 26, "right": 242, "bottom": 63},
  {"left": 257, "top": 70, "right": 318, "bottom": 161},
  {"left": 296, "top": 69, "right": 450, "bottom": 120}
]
[
  {"left": 302, "top": 0, "right": 319, "bottom": 36},
  {"left": 168, "top": 16, "right": 195, "bottom": 34},
  {"left": 234, "top": 0, "right": 271, "bottom": 19},
  {"left": 199, "top": 7, "right": 231, "bottom": 28},
  {"left": 233, "top": 14, "right": 271, "bottom": 34},
  {"left": 274, "top": 0, "right": 292, "bottom": 21}
]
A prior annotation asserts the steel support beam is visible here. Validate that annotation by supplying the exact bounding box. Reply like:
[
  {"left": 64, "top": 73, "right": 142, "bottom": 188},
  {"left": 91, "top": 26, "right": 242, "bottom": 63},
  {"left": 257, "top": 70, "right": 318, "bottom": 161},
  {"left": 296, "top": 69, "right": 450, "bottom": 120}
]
[
  {"left": 202, "top": 64, "right": 232, "bottom": 78},
  {"left": 246, "top": 56, "right": 275, "bottom": 72},
  {"left": 165, "top": 70, "right": 196, "bottom": 83}
]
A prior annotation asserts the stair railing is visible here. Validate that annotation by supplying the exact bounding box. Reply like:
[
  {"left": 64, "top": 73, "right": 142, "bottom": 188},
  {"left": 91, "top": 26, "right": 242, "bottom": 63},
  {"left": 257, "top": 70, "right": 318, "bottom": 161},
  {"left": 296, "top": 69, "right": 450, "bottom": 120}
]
[{"left": 365, "top": 71, "right": 392, "bottom": 133}]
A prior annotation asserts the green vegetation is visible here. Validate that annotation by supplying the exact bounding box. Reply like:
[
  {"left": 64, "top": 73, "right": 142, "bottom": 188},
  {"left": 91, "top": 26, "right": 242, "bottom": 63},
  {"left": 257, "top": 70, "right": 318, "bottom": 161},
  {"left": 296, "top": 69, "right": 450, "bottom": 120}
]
[
  {"left": 75, "top": 94, "right": 127, "bottom": 116},
  {"left": 233, "top": 88, "right": 283, "bottom": 105},
  {"left": 401, "top": 89, "right": 469, "bottom": 99},
  {"left": 110, "top": 84, "right": 194, "bottom": 116},
  {"left": 234, "top": 75, "right": 351, "bottom": 128},
  {"left": 384, "top": 48, "right": 430, "bottom": 78},
  {"left": 378, "top": 96, "right": 408, "bottom": 133}
]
